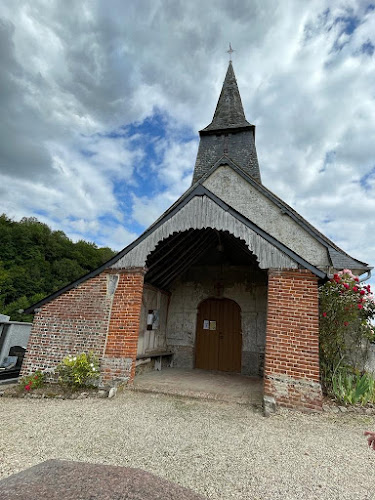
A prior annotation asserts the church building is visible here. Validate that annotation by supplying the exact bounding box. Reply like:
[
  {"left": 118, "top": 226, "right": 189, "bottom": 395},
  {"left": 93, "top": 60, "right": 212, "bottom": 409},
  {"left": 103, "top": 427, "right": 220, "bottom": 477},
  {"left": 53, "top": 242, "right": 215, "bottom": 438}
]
[{"left": 22, "top": 62, "right": 371, "bottom": 411}]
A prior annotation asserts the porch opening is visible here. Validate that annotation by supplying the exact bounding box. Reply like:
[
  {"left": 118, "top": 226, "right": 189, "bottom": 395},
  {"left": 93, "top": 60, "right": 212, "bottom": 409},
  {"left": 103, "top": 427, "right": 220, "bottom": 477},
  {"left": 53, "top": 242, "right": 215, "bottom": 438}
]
[{"left": 136, "top": 228, "right": 268, "bottom": 378}]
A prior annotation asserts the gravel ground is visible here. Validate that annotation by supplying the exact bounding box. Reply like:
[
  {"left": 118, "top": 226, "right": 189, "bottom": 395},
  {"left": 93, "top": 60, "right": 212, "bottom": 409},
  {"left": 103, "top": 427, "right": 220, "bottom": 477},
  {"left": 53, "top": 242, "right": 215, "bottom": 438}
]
[{"left": 1, "top": 391, "right": 375, "bottom": 500}]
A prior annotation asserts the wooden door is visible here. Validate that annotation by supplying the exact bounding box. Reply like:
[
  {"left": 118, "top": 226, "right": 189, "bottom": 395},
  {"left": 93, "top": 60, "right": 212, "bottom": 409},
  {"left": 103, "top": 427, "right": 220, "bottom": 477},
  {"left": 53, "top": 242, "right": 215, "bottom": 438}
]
[{"left": 195, "top": 298, "right": 242, "bottom": 372}]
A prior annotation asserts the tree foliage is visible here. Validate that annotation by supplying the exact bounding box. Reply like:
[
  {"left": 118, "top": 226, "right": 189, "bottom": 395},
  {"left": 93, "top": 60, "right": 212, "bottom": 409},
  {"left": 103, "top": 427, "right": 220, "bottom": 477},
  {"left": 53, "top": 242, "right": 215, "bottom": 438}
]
[{"left": 0, "top": 214, "right": 115, "bottom": 321}]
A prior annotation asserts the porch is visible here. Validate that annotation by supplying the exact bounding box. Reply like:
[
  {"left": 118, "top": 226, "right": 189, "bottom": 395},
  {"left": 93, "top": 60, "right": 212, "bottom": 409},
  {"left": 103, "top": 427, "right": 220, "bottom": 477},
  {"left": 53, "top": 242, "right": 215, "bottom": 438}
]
[{"left": 131, "top": 367, "right": 263, "bottom": 405}]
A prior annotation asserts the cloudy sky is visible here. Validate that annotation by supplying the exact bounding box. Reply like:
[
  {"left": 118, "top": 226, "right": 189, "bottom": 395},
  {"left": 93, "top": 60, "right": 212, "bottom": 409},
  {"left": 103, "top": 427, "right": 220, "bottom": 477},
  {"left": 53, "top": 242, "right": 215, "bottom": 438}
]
[{"left": 1, "top": 1, "right": 374, "bottom": 277}]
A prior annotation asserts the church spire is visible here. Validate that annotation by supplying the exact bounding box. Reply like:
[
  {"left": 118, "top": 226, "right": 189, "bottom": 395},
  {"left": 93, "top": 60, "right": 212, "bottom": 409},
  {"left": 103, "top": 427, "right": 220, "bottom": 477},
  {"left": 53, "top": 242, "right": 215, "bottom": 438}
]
[
  {"left": 192, "top": 62, "right": 261, "bottom": 184},
  {"left": 201, "top": 61, "right": 252, "bottom": 132}
]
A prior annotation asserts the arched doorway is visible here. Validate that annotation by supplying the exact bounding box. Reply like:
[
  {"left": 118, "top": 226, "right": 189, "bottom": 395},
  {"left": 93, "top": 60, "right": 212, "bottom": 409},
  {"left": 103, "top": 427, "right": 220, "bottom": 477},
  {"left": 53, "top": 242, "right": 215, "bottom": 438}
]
[{"left": 195, "top": 298, "right": 242, "bottom": 373}]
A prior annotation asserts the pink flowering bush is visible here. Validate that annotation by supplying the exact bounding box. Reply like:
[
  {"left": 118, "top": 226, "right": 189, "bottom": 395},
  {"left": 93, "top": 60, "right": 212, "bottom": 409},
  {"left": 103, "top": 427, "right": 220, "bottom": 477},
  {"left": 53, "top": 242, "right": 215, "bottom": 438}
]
[{"left": 319, "top": 269, "right": 375, "bottom": 398}]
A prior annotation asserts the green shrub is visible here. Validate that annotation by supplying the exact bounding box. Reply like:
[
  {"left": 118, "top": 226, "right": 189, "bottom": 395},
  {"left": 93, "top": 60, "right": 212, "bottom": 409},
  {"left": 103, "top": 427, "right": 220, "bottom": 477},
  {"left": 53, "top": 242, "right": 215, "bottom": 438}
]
[
  {"left": 332, "top": 370, "right": 375, "bottom": 406},
  {"left": 20, "top": 370, "right": 45, "bottom": 392},
  {"left": 56, "top": 352, "right": 100, "bottom": 389}
]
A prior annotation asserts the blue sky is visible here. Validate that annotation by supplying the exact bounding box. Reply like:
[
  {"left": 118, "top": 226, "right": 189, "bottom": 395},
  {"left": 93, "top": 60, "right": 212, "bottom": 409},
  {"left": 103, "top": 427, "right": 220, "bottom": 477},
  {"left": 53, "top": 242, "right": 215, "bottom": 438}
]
[{"left": 0, "top": 0, "right": 375, "bottom": 284}]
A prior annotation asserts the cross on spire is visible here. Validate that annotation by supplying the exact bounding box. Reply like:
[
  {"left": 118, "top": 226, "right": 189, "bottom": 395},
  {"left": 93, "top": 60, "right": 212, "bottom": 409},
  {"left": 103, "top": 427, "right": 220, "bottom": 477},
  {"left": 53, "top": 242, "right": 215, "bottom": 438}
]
[{"left": 227, "top": 43, "right": 235, "bottom": 62}]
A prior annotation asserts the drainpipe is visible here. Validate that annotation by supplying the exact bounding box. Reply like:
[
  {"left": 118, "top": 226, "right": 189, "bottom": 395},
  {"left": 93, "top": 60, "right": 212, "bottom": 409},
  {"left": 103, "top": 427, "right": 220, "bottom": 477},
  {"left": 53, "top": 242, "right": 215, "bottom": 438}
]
[{"left": 360, "top": 270, "right": 372, "bottom": 283}]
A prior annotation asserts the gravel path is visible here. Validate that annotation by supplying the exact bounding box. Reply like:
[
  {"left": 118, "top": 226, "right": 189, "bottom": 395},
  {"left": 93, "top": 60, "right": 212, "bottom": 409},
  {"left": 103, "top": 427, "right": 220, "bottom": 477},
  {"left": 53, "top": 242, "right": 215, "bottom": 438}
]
[{"left": 1, "top": 391, "right": 375, "bottom": 499}]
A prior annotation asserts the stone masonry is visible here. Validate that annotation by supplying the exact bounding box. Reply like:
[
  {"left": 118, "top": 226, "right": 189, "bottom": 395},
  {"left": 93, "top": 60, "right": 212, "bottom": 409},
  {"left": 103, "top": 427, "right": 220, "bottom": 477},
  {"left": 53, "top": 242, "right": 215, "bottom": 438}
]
[{"left": 263, "top": 269, "right": 322, "bottom": 411}]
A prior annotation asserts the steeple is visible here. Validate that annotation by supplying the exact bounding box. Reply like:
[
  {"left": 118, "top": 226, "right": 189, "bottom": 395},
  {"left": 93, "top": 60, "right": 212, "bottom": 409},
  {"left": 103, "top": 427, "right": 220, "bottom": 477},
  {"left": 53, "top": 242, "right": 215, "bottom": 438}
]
[
  {"left": 202, "top": 61, "right": 251, "bottom": 132},
  {"left": 192, "top": 62, "right": 261, "bottom": 184}
]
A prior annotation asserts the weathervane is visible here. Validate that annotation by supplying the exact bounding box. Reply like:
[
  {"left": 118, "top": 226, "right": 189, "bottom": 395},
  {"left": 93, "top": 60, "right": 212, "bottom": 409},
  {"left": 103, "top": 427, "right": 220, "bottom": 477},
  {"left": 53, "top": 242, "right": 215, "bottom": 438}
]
[{"left": 227, "top": 43, "right": 235, "bottom": 62}]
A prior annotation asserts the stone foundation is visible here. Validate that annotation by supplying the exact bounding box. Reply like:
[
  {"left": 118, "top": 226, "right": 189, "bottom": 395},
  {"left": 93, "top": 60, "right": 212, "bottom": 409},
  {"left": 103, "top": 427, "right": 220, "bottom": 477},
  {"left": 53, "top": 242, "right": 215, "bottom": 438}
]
[
  {"left": 100, "top": 356, "right": 133, "bottom": 386},
  {"left": 264, "top": 374, "right": 322, "bottom": 412}
]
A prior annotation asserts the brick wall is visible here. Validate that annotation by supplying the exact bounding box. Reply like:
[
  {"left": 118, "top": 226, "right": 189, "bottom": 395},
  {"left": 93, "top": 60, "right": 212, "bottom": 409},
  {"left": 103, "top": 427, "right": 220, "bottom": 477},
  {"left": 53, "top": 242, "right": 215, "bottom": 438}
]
[
  {"left": 264, "top": 269, "right": 322, "bottom": 411},
  {"left": 21, "top": 273, "right": 113, "bottom": 378},
  {"left": 21, "top": 269, "right": 145, "bottom": 387},
  {"left": 102, "top": 270, "right": 145, "bottom": 384}
]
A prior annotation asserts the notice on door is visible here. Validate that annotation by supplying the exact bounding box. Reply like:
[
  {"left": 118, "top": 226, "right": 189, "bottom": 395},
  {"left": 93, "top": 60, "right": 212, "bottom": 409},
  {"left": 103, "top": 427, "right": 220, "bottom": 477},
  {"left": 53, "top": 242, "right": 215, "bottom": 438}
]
[{"left": 203, "top": 319, "right": 217, "bottom": 330}]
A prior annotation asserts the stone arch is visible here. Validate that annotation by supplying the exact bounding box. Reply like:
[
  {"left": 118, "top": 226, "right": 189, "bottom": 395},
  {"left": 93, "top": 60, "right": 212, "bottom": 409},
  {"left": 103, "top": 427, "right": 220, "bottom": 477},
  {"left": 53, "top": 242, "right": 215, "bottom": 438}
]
[{"left": 197, "top": 296, "right": 241, "bottom": 310}]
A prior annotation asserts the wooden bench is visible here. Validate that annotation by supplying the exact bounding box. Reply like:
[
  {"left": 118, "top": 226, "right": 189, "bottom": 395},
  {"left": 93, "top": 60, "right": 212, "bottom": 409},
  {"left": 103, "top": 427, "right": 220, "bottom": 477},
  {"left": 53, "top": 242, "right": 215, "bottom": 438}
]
[{"left": 136, "top": 351, "right": 173, "bottom": 371}]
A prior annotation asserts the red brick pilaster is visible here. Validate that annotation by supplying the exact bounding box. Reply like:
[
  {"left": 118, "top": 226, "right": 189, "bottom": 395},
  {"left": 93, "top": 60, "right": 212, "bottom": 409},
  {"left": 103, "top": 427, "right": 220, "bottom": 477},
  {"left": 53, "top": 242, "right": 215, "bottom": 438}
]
[
  {"left": 101, "top": 268, "right": 145, "bottom": 385},
  {"left": 264, "top": 269, "right": 322, "bottom": 411}
]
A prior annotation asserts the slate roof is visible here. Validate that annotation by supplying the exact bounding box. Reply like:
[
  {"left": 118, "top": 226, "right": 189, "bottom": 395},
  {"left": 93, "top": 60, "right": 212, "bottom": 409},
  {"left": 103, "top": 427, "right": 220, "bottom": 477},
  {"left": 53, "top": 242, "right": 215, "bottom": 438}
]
[
  {"left": 193, "top": 62, "right": 261, "bottom": 183},
  {"left": 327, "top": 247, "right": 368, "bottom": 272},
  {"left": 201, "top": 62, "right": 253, "bottom": 132}
]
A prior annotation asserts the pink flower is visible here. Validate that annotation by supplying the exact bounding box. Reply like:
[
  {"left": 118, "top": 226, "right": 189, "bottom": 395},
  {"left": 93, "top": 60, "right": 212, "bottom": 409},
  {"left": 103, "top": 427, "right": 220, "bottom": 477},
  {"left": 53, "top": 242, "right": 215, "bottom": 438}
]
[
  {"left": 344, "top": 321, "right": 348, "bottom": 326},
  {"left": 358, "top": 304, "right": 363, "bottom": 309},
  {"left": 360, "top": 290, "right": 365, "bottom": 295},
  {"left": 343, "top": 283, "right": 350, "bottom": 289},
  {"left": 322, "top": 312, "right": 327, "bottom": 317},
  {"left": 354, "top": 277, "right": 359, "bottom": 282},
  {"left": 25, "top": 384, "right": 31, "bottom": 392},
  {"left": 353, "top": 286, "right": 358, "bottom": 292}
]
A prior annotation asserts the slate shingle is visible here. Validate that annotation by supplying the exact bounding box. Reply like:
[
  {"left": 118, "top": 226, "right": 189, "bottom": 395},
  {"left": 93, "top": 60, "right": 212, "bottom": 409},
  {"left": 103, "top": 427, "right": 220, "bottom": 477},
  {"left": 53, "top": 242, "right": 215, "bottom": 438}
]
[{"left": 193, "top": 62, "right": 261, "bottom": 183}]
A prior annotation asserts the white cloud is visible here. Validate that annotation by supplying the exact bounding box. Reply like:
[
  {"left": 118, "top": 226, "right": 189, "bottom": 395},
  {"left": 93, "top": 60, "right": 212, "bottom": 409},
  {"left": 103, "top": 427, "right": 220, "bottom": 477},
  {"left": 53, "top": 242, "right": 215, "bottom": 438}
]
[
  {"left": 93, "top": 225, "right": 139, "bottom": 252},
  {"left": 0, "top": 0, "right": 373, "bottom": 281},
  {"left": 131, "top": 194, "right": 170, "bottom": 229}
]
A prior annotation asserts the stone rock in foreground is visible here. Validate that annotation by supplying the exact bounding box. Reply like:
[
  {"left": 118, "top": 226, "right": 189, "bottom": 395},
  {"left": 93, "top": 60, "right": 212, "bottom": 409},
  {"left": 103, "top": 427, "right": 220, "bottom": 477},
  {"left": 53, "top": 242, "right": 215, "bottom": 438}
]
[{"left": 0, "top": 459, "right": 205, "bottom": 500}]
